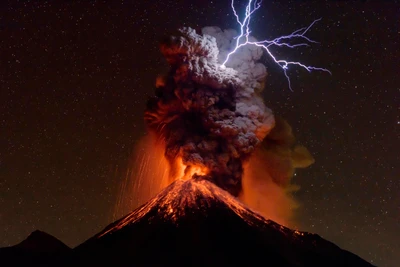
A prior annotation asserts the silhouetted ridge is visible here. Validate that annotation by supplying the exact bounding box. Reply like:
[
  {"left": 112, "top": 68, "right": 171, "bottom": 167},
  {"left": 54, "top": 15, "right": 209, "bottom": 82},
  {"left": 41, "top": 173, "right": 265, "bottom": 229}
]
[
  {"left": 0, "top": 230, "right": 70, "bottom": 266},
  {"left": 16, "top": 230, "right": 70, "bottom": 253}
]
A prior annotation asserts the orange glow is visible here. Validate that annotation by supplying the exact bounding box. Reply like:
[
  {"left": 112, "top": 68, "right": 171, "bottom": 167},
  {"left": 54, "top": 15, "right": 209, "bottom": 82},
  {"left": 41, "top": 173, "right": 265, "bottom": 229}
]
[
  {"left": 115, "top": 134, "right": 296, "bottom": 228},
  {"left": 114, "top": 134, "right": 209, "bottom": 220},
  {"left": 113, "top": 134, "right": 171, "bottom": 220},
  {"left": 175, "top": 157, "right": 208, "bottom": 180},
  {"left": 239, "top": 148, "right": 297, "bottom": 228}
]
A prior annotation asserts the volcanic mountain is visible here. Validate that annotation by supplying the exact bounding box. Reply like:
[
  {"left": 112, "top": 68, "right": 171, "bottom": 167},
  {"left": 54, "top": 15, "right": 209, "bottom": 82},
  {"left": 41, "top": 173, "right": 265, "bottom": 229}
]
[{"left": 65, "top": 178, "right": 373, "bottom": 267}]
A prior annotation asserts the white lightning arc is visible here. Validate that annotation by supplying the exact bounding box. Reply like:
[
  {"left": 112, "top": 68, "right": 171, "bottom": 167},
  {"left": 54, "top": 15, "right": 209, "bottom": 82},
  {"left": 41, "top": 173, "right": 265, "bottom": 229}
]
[{"left": 222, "top": 0, "right": 331, "bottom": 91}]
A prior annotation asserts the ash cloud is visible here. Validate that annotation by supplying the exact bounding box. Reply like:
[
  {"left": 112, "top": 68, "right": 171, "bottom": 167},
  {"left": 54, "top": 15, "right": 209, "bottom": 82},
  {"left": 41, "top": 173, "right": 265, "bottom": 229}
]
[
  {"left": 145, "top": 27, "right": 274, "bottom": 196},
  {"left": 144, "top": 25, "right": 314, "bottom": 224}
]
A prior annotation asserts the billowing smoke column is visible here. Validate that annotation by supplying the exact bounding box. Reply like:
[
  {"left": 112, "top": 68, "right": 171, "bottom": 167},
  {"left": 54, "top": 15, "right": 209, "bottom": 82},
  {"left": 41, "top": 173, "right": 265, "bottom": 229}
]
[{"left": 145, "top": 27, "right": 274, "bottom": 196}]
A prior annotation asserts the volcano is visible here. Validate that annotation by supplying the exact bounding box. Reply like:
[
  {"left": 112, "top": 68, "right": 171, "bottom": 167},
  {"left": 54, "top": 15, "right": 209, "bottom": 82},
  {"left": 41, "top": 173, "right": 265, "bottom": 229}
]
[{"left": 60, "top": 178, "right": 372, "bottom": 267}]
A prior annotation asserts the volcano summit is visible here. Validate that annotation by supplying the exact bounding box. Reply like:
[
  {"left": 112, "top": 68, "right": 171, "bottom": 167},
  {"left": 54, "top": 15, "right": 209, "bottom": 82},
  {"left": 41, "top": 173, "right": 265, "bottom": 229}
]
[{"left": 69, "top": 179, "right": 371, "bottom": 267}]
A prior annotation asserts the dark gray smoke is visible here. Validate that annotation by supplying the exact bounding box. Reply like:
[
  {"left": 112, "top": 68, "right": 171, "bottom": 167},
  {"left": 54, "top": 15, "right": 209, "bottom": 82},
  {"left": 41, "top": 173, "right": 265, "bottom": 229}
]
[{"left": 145, "top": 27, "right": 274, "bottom": 196}]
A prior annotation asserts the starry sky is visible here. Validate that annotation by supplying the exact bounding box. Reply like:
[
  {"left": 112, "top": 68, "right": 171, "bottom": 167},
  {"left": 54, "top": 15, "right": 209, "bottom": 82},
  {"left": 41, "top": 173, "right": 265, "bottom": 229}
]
[{"left": 1, "top": 0, "right": 399, "bottom": 266}]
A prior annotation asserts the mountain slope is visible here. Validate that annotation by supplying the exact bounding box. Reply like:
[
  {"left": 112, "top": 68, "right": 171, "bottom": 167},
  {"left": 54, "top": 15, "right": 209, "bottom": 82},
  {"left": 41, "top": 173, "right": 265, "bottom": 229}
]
[
  {"left": 0, "top": 230, "right": 71, "bottom": 266},
  {"left": 71, "top": 178, "right": 373, "bottom": 267}
]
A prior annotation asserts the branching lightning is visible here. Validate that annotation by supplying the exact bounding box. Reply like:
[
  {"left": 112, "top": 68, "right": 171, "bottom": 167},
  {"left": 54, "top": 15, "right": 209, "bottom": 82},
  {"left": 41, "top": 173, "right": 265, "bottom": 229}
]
[{"left": 222, "top": 0, "right": 331, "bottom": 91}]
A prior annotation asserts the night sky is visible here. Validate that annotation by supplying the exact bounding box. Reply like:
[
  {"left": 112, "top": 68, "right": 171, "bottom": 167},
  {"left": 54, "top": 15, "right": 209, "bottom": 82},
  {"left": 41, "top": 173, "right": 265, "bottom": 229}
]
[{"left": 1, "top": 0, "right": 399, "bottom": 266}]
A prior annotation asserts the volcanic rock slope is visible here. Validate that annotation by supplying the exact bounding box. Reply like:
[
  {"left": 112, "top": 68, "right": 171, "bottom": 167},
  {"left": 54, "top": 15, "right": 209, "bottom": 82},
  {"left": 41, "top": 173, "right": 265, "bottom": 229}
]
[{"left": 70, "top": 178, "right": 373, "bottom": 267}]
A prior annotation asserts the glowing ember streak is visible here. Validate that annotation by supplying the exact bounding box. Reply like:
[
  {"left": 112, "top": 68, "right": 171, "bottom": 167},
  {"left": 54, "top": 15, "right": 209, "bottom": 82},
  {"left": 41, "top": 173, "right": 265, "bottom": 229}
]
[{"left": 222, "top": 0, "right": 331, "bottom": 91}]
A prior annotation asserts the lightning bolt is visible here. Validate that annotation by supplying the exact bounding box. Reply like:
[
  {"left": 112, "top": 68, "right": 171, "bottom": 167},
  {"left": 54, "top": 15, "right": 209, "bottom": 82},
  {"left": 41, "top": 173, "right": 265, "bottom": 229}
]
[{"left": 222, "top": 0, "right": 331, "bottom": 91}]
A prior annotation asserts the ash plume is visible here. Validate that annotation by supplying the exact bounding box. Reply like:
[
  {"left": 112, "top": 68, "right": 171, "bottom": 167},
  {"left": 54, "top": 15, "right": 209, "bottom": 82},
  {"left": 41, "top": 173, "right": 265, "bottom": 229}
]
[
  {"left": 240, "top": 116, "right": 314, "bottom": 224},
  {"left": 145, "top": 27, "right": 274, "bottom": 196}
]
